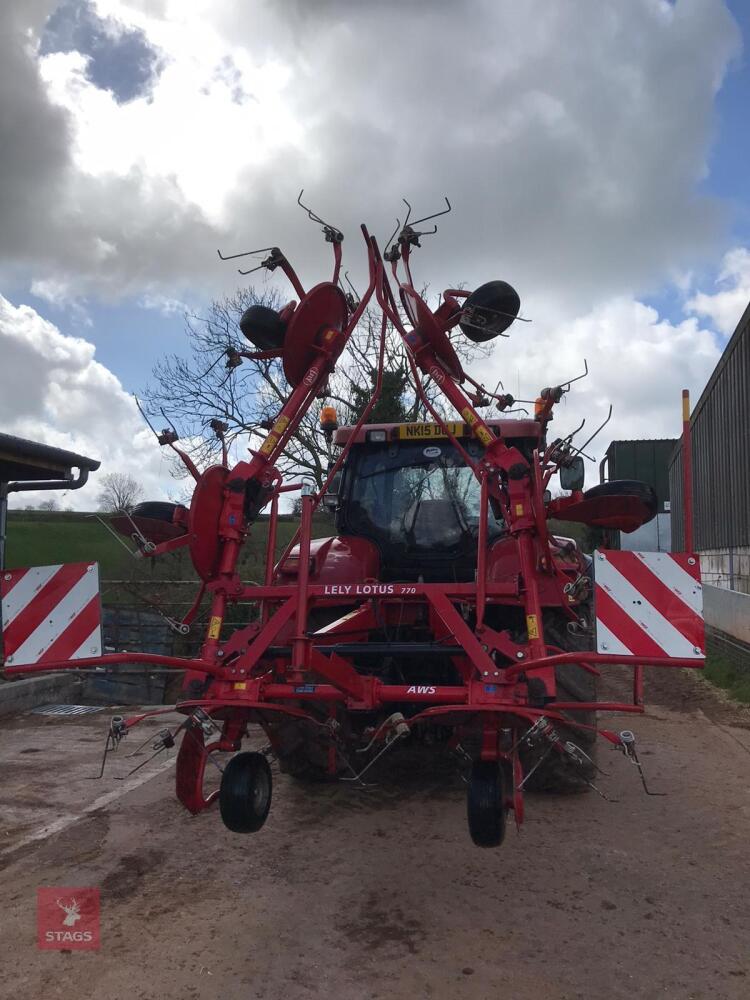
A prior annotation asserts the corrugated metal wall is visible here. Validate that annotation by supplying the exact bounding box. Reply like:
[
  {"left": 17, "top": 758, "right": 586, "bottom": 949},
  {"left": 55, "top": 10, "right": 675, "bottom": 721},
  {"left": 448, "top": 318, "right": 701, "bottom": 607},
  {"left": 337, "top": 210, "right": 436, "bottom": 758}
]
[
  {"left": 605, "top": 439, "right": 677, "bottom": 509},
  {"left": 669, "top": 300, "right": 750, "bottom": 551},
  {"left": 669, "top": 445, "right": 685, "bottom": 550}
]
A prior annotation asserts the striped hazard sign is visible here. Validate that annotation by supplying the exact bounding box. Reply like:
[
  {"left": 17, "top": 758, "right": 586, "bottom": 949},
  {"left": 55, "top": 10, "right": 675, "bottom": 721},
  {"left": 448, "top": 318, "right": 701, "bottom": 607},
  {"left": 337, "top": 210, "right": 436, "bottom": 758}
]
[
  {"left": 594, "top": 550, "right": 704, "bottom": 659},
  {"left": 1, "top": 562, "right": 102, "bottom": 667}
]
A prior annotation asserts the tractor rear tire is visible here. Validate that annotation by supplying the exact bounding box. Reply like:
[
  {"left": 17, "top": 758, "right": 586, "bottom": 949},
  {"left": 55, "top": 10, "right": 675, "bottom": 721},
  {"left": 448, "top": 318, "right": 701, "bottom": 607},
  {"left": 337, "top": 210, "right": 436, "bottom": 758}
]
[
  {"left": 521, "top": 608, "right": 597, "bottom": 792},
  {"left": 219, "top": 752, "right": 272, "bottom": 833},
  {"left": 277, "top": 745, "right": 334, "bottom": 783},
  {"left": 467, "top": 760, "right": 506, "bottom": 847},
  {"left": 269, "top": 712, "right": 338, "bottom": 783}
]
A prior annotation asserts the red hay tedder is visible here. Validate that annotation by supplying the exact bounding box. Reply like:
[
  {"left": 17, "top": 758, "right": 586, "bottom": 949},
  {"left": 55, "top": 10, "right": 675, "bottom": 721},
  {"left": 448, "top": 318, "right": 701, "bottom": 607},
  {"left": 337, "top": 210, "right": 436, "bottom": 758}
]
[{"left": 5, "top": 197, "right": 705, "bottom": 847}]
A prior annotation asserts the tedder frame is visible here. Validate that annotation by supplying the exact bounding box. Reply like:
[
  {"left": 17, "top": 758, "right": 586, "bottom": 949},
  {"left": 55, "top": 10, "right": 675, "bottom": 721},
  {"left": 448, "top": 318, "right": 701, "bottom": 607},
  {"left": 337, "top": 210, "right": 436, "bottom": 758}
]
[{"left": 4, "top": 199, "right": 705, "bottom": 846}]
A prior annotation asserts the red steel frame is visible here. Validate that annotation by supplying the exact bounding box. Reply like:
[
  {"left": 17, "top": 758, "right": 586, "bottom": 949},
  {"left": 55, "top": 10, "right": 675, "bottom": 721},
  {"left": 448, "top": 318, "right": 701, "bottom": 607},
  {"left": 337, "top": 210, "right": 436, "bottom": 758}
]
[{"left": 3, "top": 216, "right": 705, "bottom": 827}]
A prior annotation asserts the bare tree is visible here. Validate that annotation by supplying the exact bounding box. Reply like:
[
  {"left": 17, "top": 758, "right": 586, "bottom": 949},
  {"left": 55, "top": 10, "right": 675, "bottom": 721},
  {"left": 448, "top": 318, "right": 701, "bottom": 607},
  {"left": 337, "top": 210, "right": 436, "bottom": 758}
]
[
  {"left": 38, "top": 498, "right": 60, "bottom": 512},
  {"left": 142, "top": 286, "right": 490, "bottom": 490},
  {"left": 97, "top": 472, "right": 144, "bottom": 513}
]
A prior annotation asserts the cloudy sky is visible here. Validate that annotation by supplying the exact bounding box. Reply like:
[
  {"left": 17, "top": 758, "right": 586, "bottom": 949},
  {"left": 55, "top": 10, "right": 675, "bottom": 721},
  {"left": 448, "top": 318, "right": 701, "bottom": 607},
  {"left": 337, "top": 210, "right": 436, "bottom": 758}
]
[{"left": 2, "top": 0, "right": 749, "bottom": 509}]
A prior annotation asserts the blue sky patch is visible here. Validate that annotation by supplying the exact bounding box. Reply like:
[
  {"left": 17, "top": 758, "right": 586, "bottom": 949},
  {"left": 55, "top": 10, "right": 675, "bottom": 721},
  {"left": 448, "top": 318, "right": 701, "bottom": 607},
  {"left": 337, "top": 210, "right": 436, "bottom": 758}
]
[{"left": 41, "top": 0, "right": 162, "bottom": 103}]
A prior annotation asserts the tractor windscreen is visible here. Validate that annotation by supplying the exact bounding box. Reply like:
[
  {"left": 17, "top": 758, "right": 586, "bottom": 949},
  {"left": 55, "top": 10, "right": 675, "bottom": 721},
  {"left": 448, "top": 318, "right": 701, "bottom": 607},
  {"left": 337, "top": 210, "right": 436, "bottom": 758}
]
[{"left": 342, "top": 440, "right": 505, "bottom": 556}]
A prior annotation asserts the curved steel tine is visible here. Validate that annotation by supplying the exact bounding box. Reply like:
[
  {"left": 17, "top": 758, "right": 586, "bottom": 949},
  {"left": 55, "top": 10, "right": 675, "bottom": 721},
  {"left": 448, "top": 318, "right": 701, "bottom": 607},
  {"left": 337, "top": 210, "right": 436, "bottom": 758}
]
[
  {"left": 159, "top": 407, "right": 179, "bottom": 437},
  {"left": 459, "top": 303, "right": 531, "bottom": 325},
  {"left": 384, "top": 216, "right": 401, "bottom": 255},
  {"left": 410, "top": 196, "right": 451, "bottom": 228},
  {"left": 561, "top": 358, "right": 589, "bottom": 388},
  {"left": 342, "top": 270, "right": 360, "bottom": 301},
  {"left": 402, "top": 198, "right": 412, "bottom": 227},
  {"left": 133, "top": 394, "right": 160, "bottom": 439},
  {"left": 196, "top": 352, "right": 227, "bottom": 380},
  {"left": 297, "top": 188, "right": 321, "bottom": 224},
  {"left": 565, "top": 417, "right": 586, "bottom": 442},
  {"left": 570, "top": 404, "right": 613, "bottom": 460},
  {"left": 297, "top": 189, "right": 343, "bottom": 238},
  {"left": 217, "top": 245, "right": 276, "bottom": 261},
  {"left": 238, "top": 260, "right": 267, "bottom": 276}
]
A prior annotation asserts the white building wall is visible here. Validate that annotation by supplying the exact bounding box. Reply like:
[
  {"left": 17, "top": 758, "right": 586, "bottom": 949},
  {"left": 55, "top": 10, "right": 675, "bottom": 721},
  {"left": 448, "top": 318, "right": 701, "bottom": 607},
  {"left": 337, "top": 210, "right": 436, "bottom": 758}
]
[{"left": 699, "top": 546, "right": 750, "bottom": 595}]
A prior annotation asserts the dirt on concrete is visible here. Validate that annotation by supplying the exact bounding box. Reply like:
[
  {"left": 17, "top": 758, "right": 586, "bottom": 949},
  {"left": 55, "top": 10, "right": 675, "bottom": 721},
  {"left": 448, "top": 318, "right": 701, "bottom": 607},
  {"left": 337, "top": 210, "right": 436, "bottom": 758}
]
[{"left": 1, "top": 669, "right": 749, "bottom": 1000}]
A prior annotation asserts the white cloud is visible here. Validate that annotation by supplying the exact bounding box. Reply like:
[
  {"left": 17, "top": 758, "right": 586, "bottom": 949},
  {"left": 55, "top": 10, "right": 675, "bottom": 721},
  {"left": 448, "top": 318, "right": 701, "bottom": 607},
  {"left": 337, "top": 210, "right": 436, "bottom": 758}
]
[
  {"left": 0, "top": 294, "right": 174, "bottom": 509},
  {"left": 685, "top": 246, "right": 750, "bottom": 335},
  {"left": 29, "top": 276, "right": 92, "bottom": 325},
  {"left": 0, "top": 259, "right": 737, "bottom": 506},
  {"left": 0, "top": 1, "right": 746, "bottom": 509},
  {"left": 0, "top": 0, "right": 742, "bottom": 314},
  {"left": 468, "top": 294, "right": 722, "bottom": 488},
  {"left": 138, "top": 292, "right": 187, "bottom": 315}
]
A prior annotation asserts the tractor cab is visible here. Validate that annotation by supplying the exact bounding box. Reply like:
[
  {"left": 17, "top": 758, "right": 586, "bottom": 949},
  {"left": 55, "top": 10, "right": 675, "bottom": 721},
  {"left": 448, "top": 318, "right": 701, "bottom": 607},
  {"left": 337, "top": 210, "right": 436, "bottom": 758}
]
[{"left": 331, "top": 419, "right": 542, "bottom": 582}]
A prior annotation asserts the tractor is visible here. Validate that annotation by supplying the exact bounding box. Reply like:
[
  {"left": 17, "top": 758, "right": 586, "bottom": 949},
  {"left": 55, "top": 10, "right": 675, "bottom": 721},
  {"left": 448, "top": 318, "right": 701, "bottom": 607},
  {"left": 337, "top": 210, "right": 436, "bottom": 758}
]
[{"left": 270, "top": 415, "right": 603, "bottom": 803}]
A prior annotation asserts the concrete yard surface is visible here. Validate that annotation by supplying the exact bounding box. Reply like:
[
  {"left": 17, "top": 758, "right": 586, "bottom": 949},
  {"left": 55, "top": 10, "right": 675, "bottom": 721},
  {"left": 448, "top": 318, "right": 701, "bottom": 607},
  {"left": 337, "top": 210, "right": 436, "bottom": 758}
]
[{"left": 1, "top": 670, "right": 749, "bottom": 1000}]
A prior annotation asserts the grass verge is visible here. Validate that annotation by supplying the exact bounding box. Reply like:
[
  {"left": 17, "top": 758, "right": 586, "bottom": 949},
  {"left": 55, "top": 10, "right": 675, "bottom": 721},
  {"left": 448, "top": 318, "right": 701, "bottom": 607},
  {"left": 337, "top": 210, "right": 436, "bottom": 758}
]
[{"left": 703, "top": 645, "right": 750, "bottom": 705}]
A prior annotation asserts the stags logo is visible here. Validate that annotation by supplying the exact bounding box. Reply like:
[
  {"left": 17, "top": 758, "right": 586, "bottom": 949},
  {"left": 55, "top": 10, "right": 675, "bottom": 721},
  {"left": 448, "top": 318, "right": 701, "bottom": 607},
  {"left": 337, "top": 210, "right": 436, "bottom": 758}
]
[
  {"left": 428, "top": 365, "right": 445, "bottom": 385},
  {"left": 58, "top": 897, "right": 81, "bottom": 927},
  {"left": 37, "top": 887, "right": 100, "bottom": 950}
]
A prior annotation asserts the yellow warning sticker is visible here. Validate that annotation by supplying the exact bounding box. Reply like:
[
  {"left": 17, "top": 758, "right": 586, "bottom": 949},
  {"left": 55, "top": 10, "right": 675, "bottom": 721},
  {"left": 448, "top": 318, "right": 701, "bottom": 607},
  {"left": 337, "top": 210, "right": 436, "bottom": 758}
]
[
  {"left": 476, "top": 426, "right": 493, "bottom": 446},
  {"left": 259, "top": 432, "right": 278, "bottom": 456},
  {"left": 272, "top": 415, "right": 290, "bottom": 436},
  {"left": 233, "top": 682, "right": 247, "bottom": 690},
  {"left": 207, "top": 615, "right": 222, "bottom": 640},
  {"left": 526, "top": 614, "right": 539, "bottom": 640},
  {"left": 461, "top": 407, "right": 478, "bottom": 426},
  {"left": 515, "top": 503, "right": 524, "bottom": 516},
  {"left": 322, "top": 327, "right": 338, "bottom": 343}
]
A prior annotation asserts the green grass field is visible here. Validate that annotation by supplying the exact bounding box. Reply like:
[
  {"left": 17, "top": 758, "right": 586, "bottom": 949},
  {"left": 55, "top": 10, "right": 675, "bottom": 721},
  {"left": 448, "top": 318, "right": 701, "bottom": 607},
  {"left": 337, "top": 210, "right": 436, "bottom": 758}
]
[
  {"left": 6, "top": 509, "right": 592, "bottom": 579},
  {"left": 4, "top": 510, "right": 335, "bottom": 602},
  {"left": 4, "top": 510, "right": 593, "bottom": 604},
  {"left": 703, "top": 645, "right": 750, "bottom": 704}
]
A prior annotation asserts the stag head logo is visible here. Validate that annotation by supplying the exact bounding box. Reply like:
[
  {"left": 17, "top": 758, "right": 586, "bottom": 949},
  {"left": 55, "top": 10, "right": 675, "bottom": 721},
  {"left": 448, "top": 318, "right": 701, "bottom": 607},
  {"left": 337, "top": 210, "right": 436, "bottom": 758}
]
[
  {"left": 56, "top": 897, "right": 82, "bottom": 927},
  {"left": 38, "top": 886, "right": 100, "bottom": 950}
]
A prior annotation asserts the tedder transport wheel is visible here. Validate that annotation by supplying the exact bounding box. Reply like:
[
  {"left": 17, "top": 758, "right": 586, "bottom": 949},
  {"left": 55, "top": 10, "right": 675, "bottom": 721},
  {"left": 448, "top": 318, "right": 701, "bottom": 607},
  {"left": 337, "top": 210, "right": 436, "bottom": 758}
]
[
  {"left": 219, "top": 752, "right": 272, "bottom": 833},
  {"left": 467, "top": 760, "right": 506, "bottom": 847},
  {"left": 130, "top": 500, "right": 181, "bottom": 522}
]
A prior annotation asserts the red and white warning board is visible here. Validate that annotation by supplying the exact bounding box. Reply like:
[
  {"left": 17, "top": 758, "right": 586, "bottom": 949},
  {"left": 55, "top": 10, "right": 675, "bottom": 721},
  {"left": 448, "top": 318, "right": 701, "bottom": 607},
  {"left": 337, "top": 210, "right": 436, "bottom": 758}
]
[
  {"left": 1, "top": 562, "right": 102, "bottom": 667},
  {"left": 594, "top": 550, "right": 704, "bottom": 659}
]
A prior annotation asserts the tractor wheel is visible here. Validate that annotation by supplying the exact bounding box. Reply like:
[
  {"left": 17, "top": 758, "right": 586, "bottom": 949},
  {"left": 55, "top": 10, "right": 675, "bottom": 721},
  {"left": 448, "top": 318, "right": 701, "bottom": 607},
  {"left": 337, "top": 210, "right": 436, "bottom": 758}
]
[
  {"left": 277, "top": 744, "right": 333, "bottom": 783},
  {"left": 467, "top": 760, "right": 506, "bottom": 847},
  {"left": 219, "top": 752, "right": 272, "bottom": 833},
  {"left": 521, "top": 608, "right": 597, "bottom": 792}
]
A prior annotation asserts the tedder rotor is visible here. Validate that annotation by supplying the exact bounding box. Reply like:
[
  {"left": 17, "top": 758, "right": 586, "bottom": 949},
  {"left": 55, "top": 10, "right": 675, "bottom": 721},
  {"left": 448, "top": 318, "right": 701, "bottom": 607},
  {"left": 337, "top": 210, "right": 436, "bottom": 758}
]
[{"left": 5, "top": 198, "right": 705, "bottom": 847}]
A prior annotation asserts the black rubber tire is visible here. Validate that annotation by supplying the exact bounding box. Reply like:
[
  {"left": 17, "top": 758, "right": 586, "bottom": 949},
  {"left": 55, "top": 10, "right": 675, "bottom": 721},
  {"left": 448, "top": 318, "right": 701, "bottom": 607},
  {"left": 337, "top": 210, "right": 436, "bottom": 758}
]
[
  {"left": 467, "top": 760, "right": 506, "bottom": 847},
  {"left": 459, "top": 280, "right": 521, "bottom": 342},
  {"left": 521, "top": 608, "right": 597, "bottom": 792},
  {"left": 219, "top": 752, "right": 272, "bottom": 833},
  {"left": 130, "top": 501, "right": 181, "bottom": 523},
  {"left": 239, "top": 304, "right": 286, "bottom": 351},
  {"left": 276, "top": 743, "right": 333, "bottom": 783}
]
